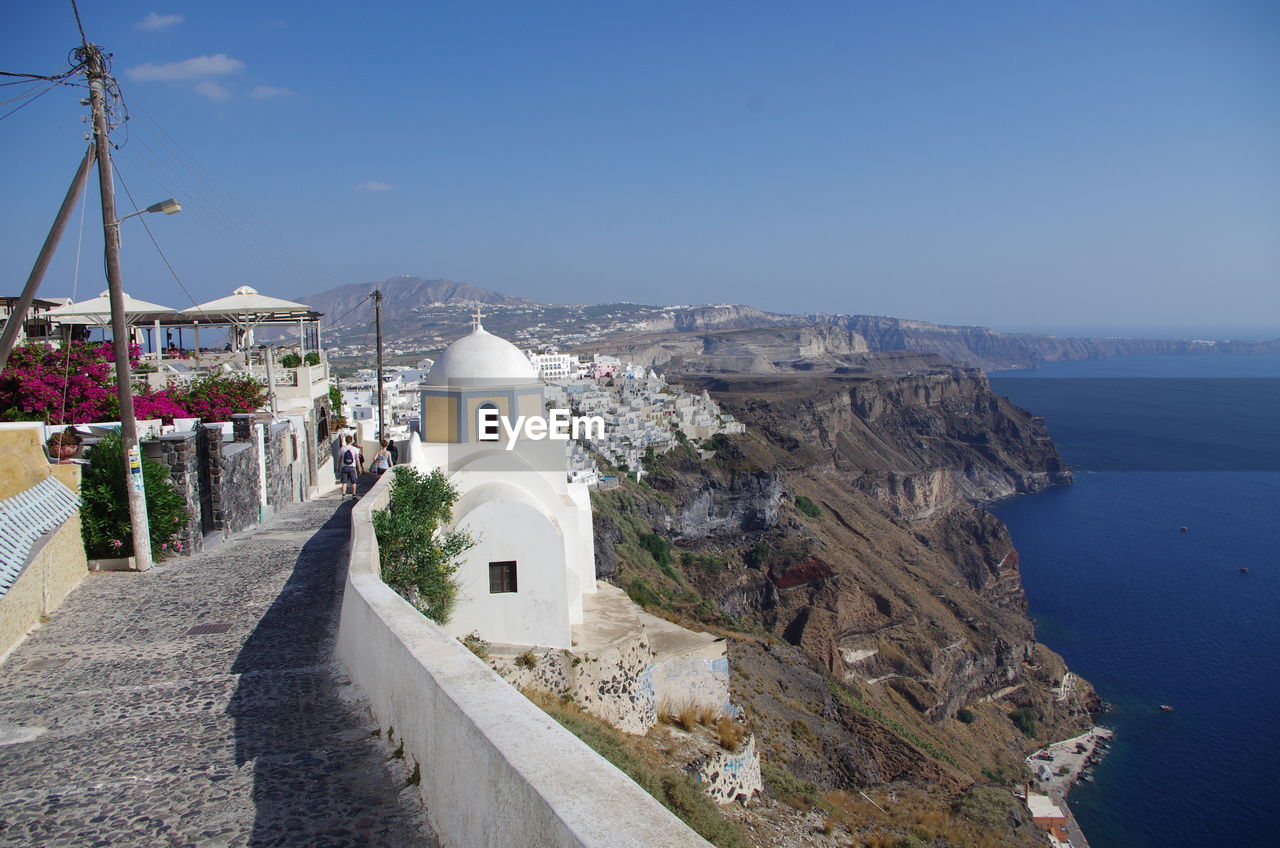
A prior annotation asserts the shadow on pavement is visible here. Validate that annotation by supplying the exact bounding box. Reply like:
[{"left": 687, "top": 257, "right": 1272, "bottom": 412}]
[{"left": 226, "top": 495, "right": 428, "bottom": 847}]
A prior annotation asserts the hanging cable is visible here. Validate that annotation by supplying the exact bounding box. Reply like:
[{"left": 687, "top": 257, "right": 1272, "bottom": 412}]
[
  {"left": 114, "top": 163, "right": 202, "bottom": 311},
  {"left": 58, "top": 157, "right": 92, "bottom": 425}
]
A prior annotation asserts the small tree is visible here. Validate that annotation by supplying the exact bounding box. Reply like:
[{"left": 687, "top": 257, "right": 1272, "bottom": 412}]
[
  {"left": 373, "top": 466, "right": 473, "bottom": 624},
  {"left": 80, "top": 429, "right": 189, "bottom": 559}
]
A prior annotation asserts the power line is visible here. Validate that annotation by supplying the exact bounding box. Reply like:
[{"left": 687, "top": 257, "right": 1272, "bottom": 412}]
[
  {"left": 0, "top": 80, "right": 65, "bottom": 123},
  {"left": 116, "top": 141, "right": 302, "bottom": 281},
  {"left": 125, "top": 102, "right": 350, "bottom": 292},
  {"left": 322, "top": 292, "right": 377, "bottom": 332},
  {"left": 114, "top": 162, "right": 202, "bottom": 310}
]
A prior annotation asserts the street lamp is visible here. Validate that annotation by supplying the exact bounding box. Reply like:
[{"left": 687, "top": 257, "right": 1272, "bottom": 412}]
[
  {"left": 106, "top": 195, "right": 182, "bottom": 572},
  {"left": 118, "top": 198, "right": 182, "bottom": 222}
]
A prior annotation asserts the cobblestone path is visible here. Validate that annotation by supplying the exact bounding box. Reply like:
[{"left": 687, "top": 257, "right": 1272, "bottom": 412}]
[{"left": 0, "top": 493, "right": 437, "bottom": 848}]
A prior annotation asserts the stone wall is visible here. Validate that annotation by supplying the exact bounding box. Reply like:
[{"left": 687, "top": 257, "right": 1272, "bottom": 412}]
[
  {"left": 692, "top": 733, "right": 763, "bottom": 805},
  {"left": 489, "top": 635, "right": 658, "bottom": 736},
  {"left": 651, "top": 649, "right": 733, "bottom": 717},
  {"left": 205, "top": 419, "right": 260, "bottom": 537},
  {"left": 142, "top": 429, "right": 203, "bottom": 555},
  {"left": 262, "top": 420, "right": 294, "bottom": 509}
]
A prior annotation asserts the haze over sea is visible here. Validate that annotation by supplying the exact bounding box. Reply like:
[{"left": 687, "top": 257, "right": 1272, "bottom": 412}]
[{"left": 989, "top": 354, "right": 1280, "bottom": 848}]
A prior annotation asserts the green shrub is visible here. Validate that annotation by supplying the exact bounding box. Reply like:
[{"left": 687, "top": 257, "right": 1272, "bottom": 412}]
[
  {"left": 760, "top": 761, "right": 824, "bottom": 809},
  {"left": 279, "top": 352, "right": 302, "bottom": 368},
  {"left": 638, "top": 533, "right": 672, "bottom": 568},
  {"left": 1009, "top": 708, "right": 1037, "bottom": 738},
  {"left": 981, "top": 766, "right": 1011, "bottom": 785},
  {"left": 373, "top": 466, "right": 473, "bottom": 623},
  {"left": 303, "top": 351, "right": 320, "bottom": 366},
  {"left": 625, "top": 577, "right": 664, "bottom": 610},
  {"left": 794, "top": 495, "right": 821, "bottom": 518},
  {"left": 80, "top": 429, "right": 188, "bottom": 559},
  {"left": 745, "top": 542, "right": 773, "bottom": 569},
  {"left": 685, "top": 553, "right": 726, "bottom": 571},
  {"left": 956, "top": 708, "right": 976, "bottom": 724}
]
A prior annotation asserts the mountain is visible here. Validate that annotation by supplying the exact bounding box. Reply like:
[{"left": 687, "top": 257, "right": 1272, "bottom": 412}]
[
  {"left": 297, "top": 274, "right": 1279, "bottom": 370},
  {"left": 298, "top": 276, "right": 533, "bottom": 331}
]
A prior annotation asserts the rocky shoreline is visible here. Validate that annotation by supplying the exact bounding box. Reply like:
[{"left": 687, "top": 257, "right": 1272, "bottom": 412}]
[{"left": 1022, "top": 726, "right": 1115, "bottom": 847}]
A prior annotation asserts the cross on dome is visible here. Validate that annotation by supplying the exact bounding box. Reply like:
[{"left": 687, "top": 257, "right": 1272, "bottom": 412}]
[{"left": 471, "top": 306, "right": 485, "bottom": 331}]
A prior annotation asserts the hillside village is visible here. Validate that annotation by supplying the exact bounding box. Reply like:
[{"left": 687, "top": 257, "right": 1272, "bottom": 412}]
[{"left": 338, "top": 342, "right": 745, "bottom": 485}]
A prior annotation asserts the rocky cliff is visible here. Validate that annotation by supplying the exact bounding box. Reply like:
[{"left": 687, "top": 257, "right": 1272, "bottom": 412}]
[
  {"left": 831, "top": 314, "right": 1280, "bottom": 370},
  {"left": 591, "top": 356, "right": 1094, "bottom": 844}
]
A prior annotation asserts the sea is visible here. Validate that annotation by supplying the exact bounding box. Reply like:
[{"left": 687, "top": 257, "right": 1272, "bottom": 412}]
[{"left": 987, "top": 353, "right": 1280, "bottom": 848}]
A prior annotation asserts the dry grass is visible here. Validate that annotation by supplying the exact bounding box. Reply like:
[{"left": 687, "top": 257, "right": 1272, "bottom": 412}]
[
  {"left": 816, "top": 785, "right": 1035, "bottom": 848},
  {"left": 657, "top": 698, "right": 722, "bottom": 731},
  {"left": 715, "top": 716, "right": 747, "bottom": 752}
]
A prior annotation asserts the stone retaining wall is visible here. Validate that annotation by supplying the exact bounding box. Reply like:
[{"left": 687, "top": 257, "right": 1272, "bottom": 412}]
[
  {"left": 205, "top": 419, "right": 260, "bottom": 537},
  {"left": 263, "top": 420, "right": 294, "bottom": 510},
  {"left": 143, "top": 429, "right": 203, "bottom": 555}
]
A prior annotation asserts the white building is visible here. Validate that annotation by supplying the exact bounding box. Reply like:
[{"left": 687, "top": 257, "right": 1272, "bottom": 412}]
[
  {"left": 414, "top": 322, "right": 596, "bottom": 649},
  {"left": 526, "top": 350, "right": 579, "bottom": 382}
]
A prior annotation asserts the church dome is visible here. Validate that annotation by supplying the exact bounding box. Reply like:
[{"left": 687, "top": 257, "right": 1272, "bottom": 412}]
[{"left": 424, "top": 324, "right": 539, "bottom": 386}]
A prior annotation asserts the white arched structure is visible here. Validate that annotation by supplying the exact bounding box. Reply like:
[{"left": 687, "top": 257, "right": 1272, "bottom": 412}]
[{"left": 413, "top": 323, "right": 596, "bottom": 650}]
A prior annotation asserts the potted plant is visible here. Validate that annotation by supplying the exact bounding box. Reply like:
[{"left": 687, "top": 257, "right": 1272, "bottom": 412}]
[
  {"left": 46, "top": 429, "right": 82, "bottom": 461},
  {"left": 280, "top": 351, "right": 303, "bottom": 368}
]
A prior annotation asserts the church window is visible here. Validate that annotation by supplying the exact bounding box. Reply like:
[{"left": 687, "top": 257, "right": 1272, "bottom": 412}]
[{"left": 489, "top": 561, "right": 518, "bottom": 594}]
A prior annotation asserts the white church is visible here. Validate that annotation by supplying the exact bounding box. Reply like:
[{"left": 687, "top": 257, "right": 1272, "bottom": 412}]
[
  {"left": 401, "top": 319, "right": 763, "bottom": 808},
  {"left": 412, "top": 318, "right": 596, "bottom": 649}
]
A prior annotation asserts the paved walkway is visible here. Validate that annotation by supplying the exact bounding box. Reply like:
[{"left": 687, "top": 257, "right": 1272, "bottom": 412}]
[{"left": 0, "top": 491, "right": 437, "bottom": 848}]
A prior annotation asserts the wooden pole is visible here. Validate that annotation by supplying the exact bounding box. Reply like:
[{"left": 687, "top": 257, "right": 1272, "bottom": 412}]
[
  {"left": 374, "top": 290, "right": 384, "bottom": 440},
  {"left": 86, "top": 42, "right": 152, "bottom": 571},
  {"left": 0, "top": 144, "right": 96, "bottom": 372}
]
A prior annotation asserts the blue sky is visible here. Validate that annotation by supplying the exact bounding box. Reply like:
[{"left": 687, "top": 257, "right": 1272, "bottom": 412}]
[{"left": 2, "top": 1, "right": 1277, "bottom": 338}]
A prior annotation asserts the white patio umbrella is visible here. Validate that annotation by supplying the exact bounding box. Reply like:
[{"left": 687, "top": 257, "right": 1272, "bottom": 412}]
[
  {"left": 44, "top": 289, "right": 177, "bottom": 327},
  {"left": 180, "top": 285, "right": 316, "bottom": 351},
  {"left": 44, "top": 290, "right": 178, "bottom": 351}
]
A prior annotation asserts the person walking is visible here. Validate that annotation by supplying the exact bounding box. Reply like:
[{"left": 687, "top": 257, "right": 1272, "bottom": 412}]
[
  {"left": 371, "top": 439, "right": 394, "bottom": 475},
  {"left": 338, "top": 435, "right": 360, "bottom": 498}
]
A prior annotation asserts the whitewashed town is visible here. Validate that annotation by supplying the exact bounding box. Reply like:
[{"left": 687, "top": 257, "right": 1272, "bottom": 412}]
[{"left": 337, "top": 321, "right": 745, "bottom": 488}]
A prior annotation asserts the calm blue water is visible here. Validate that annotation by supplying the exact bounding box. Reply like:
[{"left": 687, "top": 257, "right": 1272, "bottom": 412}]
[{"left": 989, "top": 355, "right": 1280, "bottom": 848}]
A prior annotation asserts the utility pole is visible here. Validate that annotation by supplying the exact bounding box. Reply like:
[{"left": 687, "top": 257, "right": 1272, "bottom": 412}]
[
  {"left": 83, "top": 41, "right": 152, "bottom": 571},
  {"left": 374, "top": 289, "right": 384, "bottom": 441},
  {"left": 0, "top": 144, "right": 96, "bottom": 372}
]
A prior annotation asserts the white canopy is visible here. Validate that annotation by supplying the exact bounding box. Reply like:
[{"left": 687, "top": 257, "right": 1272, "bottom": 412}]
[
  {"left": 43, "top": 290, "right": 176, "bottom": 326},
  {"left": 179, "top": 285, "right": 320, "bottom": 351},
  {"left": 181, "top": 285, "right": 312, "bottom": 321}
]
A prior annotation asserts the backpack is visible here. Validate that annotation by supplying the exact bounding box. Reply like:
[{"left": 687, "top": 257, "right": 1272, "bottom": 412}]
[{"left": 342, "top": 446, "right": 356, "bottom": 467}]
